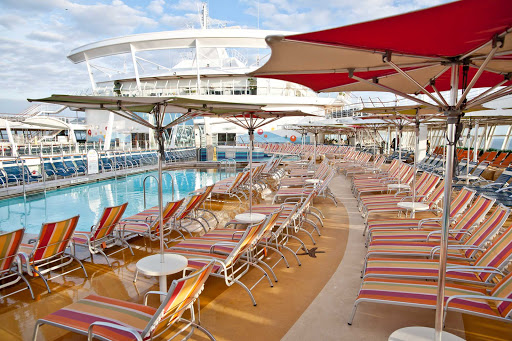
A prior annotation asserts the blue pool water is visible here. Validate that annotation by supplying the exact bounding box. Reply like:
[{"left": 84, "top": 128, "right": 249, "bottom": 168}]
[{"left": 0, "top": 168, "right": 238, "bottom": 234}]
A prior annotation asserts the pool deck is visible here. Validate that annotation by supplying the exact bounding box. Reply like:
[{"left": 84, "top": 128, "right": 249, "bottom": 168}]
[{"left": 1, "top": 171, "right": 511, "bottom": 340}]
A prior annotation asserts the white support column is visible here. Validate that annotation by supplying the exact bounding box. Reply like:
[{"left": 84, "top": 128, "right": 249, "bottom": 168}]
[
  {"left": 484, "top": 125, "right": 496, "bottom": 151},
  {"left": 103, "top": 112, "right": 115, "bottom": 151},
  {"left": 84, "top": 53, "right": 97, "bottom": 94},
  {"left": 477, "top": 124, "right": 487, "bottom": 150},
  {"left": 473, "top": 123, "right": 479, "bottom": 162},
  {"left": 387, "top": 126, "right": 391, "bottom": 154},
  {"left": 501, "top": 125, "right": 512, "bottom": 150},
  {"left": 5, "top": 120, "right": 17, "bottom": 157},
  {"left": 195, "top": 40, "right": 201, "bottom": 95},
  {"left": 418, "top": 124, "right": 427, "bottom": 162},
  {"left": 130, "top": 44, "right": 141, "bottom": 92}
]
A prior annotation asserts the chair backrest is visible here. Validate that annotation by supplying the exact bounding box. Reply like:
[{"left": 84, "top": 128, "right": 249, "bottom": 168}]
[
  {"left": 451, "top": 195, "right": 494, "bottom": 241},
  {"left": 230, "top": 209, "right": 281, "bottom": 264},
  {"left": 490, "top": 271, "right": 512, "bottom": 318},
  {"left": 0, "top": 228, "right": 24, "bottom": 273},
  {"left": 494, "top": 167, "right": 512, "bottom": 186},
  {"left": 195, "top": 184, "right": 215, "bottom": 209},
  {"left": 426, "top": 179, "right": 445, "bottom": 208},
  {"left": 419, "top": 174, "right": 441, "bottom": 197},
  {"left": 30, "top": 216, "right": 80, "bottom": 262},
  {"left": 491, "top": 152, "right": 508, "bottom": 165},
  {"left": 500, "top": 153, "right": 512, "bottom": 166},
  {"left": 461, "top": 203, "right": 508, "bottom": 257},
  {"left": 151, "top": 199, "right": 186, "bottom": 233},
  {"left": 449, "top": 187, "right": 476, "bottom": 218},
  {"left": 413, "top": 172, "right": 432, "bottom": 195},
  {"left": 470, "top": 162, "right": 488, "bottom": 177},
  {"left": 90, "top": 202, "right": 128, "bottom": 241},
  {"left": 144, "top": 261, "right": 215, "bottom": 338},
  {"left": 473, "top": 208, "right": 512, "bottom": 278},
  {"left": 176, "top": 195, "right": 202, "bottom": 220}
]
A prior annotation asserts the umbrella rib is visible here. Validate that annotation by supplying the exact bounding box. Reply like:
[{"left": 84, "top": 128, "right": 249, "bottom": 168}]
[
  {"left": 459, "top": 27, "right": 511, "bottom": 61},
  {"left": 109, "top": 109, "right": 154, "bottom": 129},
  {"left": 465, "top": 79, "right": 508, "bottom": 107},
  {"left": 456, "top": 44, "right": 501, "bottom": 109},
  {"left": 351, "top": 75, "right": 437, "bottom": 108},
  {"left": 253, "top": 61, "right": 439, "bottom": 76},
  {"left": 466, "top": 86, "right": 512, "bottom": 109},
  {"left": 385, "top": 60, "right": 445, "bottom": 107},
  {"left": 281, "top": 38, "right": 446, "bottom": 62},
  {"left": 430, "top": 83, "right": 449, "bottom": 107}
]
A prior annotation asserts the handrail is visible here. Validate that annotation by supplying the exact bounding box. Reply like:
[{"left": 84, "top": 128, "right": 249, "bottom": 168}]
[
  {"left": 142, "top": 175, "right": 158, "bottom": 209},
  {"left": 163, "top": 172, "right": 175, "bottom": 201}
]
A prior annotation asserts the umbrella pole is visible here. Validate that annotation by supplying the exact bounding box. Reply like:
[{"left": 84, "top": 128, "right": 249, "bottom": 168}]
[
  {"left": 249, "top": 127, "right": 254, "bottom": 213},
  {"left": 413, "top": 119, "right": 420, "bottom": 204},
  {"left": 314, "top": 131, "right": 317, "bottom": 164},
  {"left": 155, "top": 105, "right": 165, "bottom": 264},
  {"left": 435, "top": 65, "right": 460, "bottom": 341},
  {"left": 398, "top": 125, "right": 402, "bottom": 186}
]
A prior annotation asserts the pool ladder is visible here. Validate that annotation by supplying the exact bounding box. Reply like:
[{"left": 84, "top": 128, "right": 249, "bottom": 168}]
[
  {"left": 219, "top": 159, "right": 236, "bottom": 179},
  {"left": 142, "top": 172, "right": 175, "bottom": 209}
]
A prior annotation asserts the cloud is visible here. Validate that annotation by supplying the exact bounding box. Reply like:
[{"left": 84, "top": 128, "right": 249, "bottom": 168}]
[
  {"left": 0, "top": 0, "right": 69, "bottom": 12},
  {"left": 171, "top": 0, "right": 202, "bottom": 12},
  {"left": 0, "top": 14, "right": 26, "bottom": 30},
  {"left": 65, "top": 1, "right": 156, "bottom": 36},
  {"left": 26, "top": 31, "right": 67, "bottom": 42},
  {"left": 147, "top": 0, "right": 165, "bottom": 14}
]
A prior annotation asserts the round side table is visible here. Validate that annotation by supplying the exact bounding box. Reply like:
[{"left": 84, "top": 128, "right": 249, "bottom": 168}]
[{"left": 134, "top": 254, "right": 188, "bottom": 301}]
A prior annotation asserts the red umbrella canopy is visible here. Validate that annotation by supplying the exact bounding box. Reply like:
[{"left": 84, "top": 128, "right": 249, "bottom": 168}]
[{"left": 251, "top": 0, "right": 512, "bottom": 101}]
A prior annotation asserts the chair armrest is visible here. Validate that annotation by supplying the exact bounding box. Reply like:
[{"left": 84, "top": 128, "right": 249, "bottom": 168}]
[
  {"left": 209, "top": 241, "right": 238, "bottom": 254},
  {"left": 88, "top": 322, "right": 143, "bottom": 341},
  {"left": 445, "top": 295, "right": 512, "bottom": 313},
  {"left": 144, "top": 290, "right": 168, "bottom": 304}
]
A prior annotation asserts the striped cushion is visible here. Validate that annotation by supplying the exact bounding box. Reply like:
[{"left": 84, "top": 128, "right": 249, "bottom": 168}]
[
  {"left": 368, "top": 219, "right": 442, "bottom": 233},
  {"left": 39, "top": 295, "right": 155, "bottom": 341},
  {"left": 366, "top": 241, "right": 468, "bottom": 259},
  {"left": 0, "top": 229, "right": 24, "bottom": 272},
  {"left": 358, "top": 277, "right": 497, "bottom": 317},
  {"left": 491, "top": 272, "right": 512, "bottom": 317},
  {"left": 19, "top": 216, "right": 79, "bottom": 262},
  {"left": 364, "top": 258, "right": 480, "bottom": 282}
]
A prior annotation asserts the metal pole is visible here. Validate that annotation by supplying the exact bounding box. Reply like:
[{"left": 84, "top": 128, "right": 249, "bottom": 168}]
[
  {"left": 155, "top": 106, "right": 165, "bottom": 264},
  {"left": 314, "top": 131, "right": 318, "bottom": 163},
  {"left": 434, "top": 64, "right": 460, "bottom": 341},
  {"left": 249, "top": 121, "right": 254, "bottom": 213},
  {"left": 412, "top": 119, "right": 419, "bottom": 204}
]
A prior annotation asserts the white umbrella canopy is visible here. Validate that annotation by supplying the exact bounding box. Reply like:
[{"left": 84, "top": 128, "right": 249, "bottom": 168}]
[{"left": 252, "top": 0, "right": 512, "bottom": 338}]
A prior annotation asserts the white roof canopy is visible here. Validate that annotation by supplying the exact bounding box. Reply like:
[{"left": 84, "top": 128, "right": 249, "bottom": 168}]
[{"left": 68, "top": 29, "right": 295, "bottom": 64}]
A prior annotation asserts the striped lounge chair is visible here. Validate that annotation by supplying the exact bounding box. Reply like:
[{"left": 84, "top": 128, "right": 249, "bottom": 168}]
[
  {"left": 119, "top": 199, "right": 185, "bottom": 247},
  {"left": 363, "top": 212, "right": 512, "bottom": 285},
  {"left": 361, "top": 201, "right": 503, "bottom": 274},
  {"left": 360, "top": 174, "right": 441, "bottom": 220},
  {"left": 18, "top": 216, "right": 87, "bottom": 294},
  {"left": 358, "top": 171, "right": 434, "bottom": 208},
  {"left": 349, "top": 269, "right": 512, "bottom": 327},
  {"left": 33, "top": 262, "right": 216, "bottom": 341},
  {"left": 73, "top": 202, "right": 132, "bottom": 267},
  {"left": 166, "top": 210, "right": 282, "bottom": 306},
  {"left": 368, "top": 195, "right": 495, "bottom": 243},
  {"left": 219, "top": 203, "right": 302, "bottom": 266},
  {"left": 364, "top": 187, "right": 476, "bottom": 238},
  {"left": 0, "top": 229, "right": 34, "bottom": 299}
]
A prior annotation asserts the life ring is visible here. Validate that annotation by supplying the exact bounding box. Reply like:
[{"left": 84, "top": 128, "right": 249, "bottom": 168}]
[
  {"left": 87, "top": 129, "right": 92, "bottom": 136},
  {"left": 257, "top": 129, "right": 263, "bottom": 135},
  {"left": 290, "top": 135, "right": 297, "bottom": 142}
]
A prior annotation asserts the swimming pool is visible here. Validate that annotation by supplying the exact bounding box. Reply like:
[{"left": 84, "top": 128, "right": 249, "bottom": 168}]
[{"left": 0, "top": 168, "right": 238, "bottom": 234}]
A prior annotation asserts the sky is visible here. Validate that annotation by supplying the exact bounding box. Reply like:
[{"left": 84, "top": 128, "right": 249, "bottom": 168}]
[{"left": 0, "top": 0, "right": 450, "bottom": 113}]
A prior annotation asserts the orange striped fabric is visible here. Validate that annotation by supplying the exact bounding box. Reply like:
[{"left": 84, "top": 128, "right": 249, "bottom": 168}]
[
  {"left": 0, "top": 229, "right": 24, "bottom": 272},
  {"left": 73, "top": 203, "right": 128, "bottom": 245},
  {"left": 121, "top": 199, "right": 184, "bottom": 235},
  {"left": 19, "top": 216, "right": 79, "bottom": 262}
]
